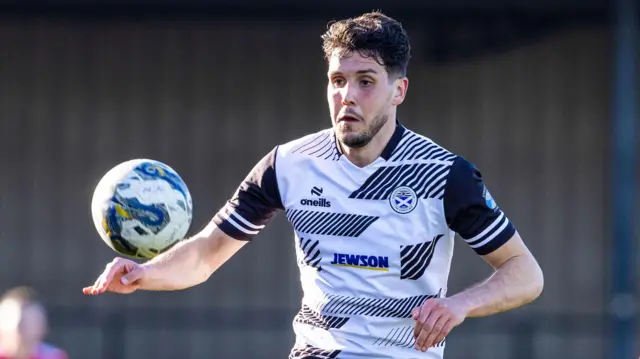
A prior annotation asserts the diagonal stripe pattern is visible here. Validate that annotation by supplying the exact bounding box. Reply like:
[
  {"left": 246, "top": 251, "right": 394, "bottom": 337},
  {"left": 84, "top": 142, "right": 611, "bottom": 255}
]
[
  {"left": 286, "top": 209, "right": 379, "bottom": 237},
  {"left": 400, "top": 235, "right": 444, "bottom": 280}
]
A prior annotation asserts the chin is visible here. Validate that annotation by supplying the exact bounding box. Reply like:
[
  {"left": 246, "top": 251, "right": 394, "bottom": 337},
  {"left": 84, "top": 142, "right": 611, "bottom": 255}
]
[
  {"left": 336, "top": 121, "right": 362, "bottom": 133},
  {"left": 337, "top": 132, "right": 370, "bottom": 149}
]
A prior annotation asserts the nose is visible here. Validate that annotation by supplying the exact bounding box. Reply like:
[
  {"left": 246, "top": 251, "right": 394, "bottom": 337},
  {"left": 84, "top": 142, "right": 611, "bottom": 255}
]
[{"left": 340, "top": 83, "right": 356, "bottom": 106}]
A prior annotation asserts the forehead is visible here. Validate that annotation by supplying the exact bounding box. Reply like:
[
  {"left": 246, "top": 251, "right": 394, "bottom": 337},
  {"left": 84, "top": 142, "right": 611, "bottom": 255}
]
[{"left": 327, "top": 49, "right": 386, "bottom": 75}]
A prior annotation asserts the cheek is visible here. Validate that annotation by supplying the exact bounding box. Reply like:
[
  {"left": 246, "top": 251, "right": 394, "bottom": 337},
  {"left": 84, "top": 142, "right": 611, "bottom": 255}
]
[
  {"left": 329, "top": 91, "right": 342, "bottom": 108},
  {"left": 357, "top": 90, "right": 377, "bottom": 111},
  {"left": 331, "top": 89, "right": 342, "bottom": 101}
]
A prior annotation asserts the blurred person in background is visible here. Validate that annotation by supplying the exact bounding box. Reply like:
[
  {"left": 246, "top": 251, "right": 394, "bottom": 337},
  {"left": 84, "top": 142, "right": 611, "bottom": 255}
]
[{"left": 0, "top": 287, "right": 67, "bottom": 359}]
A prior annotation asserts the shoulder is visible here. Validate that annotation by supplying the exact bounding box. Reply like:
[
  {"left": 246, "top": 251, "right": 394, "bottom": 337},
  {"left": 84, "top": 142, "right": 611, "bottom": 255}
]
[
  {"left": 387, "top": 127, "right": 458, "bottom": 163},
  {"left": 390, "top": 127, "right": 484, "bottom": 185},
  {"left": 446, "top": 155, "right": 484, "bottom": 185},
  {"left": 276, "top": 128, "right": 340, "bottom": 161}
]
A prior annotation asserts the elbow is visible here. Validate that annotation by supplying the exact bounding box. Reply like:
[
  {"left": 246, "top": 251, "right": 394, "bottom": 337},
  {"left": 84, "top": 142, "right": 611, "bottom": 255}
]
[
  {"left": 526, "top": 260, "right": 544, "bottom": 303},
  {"left": 200, "top": 263, "right": 217, "bottom": 283}
]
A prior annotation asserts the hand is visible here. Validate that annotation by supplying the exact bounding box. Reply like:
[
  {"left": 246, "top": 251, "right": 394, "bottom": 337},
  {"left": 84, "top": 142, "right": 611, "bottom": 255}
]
[
  {"left": 82, "top": 257, "right": 146, "bottom": 295},
  {"left": 411, "top": 298, "right": 467, "bottom": 352}
]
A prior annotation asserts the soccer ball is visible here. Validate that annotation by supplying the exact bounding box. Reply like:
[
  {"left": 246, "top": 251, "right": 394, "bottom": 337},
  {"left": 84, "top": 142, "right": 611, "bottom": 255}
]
[{"left": 91, "top": 159, "right": 193, "bottom": 259}]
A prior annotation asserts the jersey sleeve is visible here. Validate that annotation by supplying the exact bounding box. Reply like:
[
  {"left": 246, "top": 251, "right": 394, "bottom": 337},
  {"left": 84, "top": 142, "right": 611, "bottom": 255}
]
[
  {"left": 212, "top": 146, "right": 284, "bottom": 241},
  {"left": 443, "top": 157, "right": 516, "bottom": 255}
]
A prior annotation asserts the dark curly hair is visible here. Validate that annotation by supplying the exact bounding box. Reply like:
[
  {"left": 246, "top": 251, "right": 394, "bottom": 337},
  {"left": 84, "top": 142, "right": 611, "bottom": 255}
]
[{"left": 321, "top": 11, "right": 411, "bottom": 79}]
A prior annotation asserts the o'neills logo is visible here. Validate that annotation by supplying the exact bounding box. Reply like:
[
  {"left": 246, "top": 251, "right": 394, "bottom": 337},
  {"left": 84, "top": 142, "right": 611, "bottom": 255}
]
[{"left": 300, "top": 198, "right": 331, "bottom": 207}]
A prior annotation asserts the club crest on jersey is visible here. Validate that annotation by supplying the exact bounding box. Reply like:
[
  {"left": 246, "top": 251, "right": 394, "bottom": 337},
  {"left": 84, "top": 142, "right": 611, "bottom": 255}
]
[{"left": 389, "top": 186, "right": 418, "bottom": 214}]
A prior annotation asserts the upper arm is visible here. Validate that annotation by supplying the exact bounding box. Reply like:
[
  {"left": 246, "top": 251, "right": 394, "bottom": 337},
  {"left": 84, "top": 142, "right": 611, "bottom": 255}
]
[
  {"left": 443, "top": 157, "right": 516, "bottom": 257},
  {"left": 212, "top": 146, "right": 284, "bottom": 241}
]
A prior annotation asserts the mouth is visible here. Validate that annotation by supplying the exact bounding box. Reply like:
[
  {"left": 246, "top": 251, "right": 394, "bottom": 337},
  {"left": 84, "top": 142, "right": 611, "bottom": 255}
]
[{"left": 338, "top": 114, "right": 361, "bottom": 123}]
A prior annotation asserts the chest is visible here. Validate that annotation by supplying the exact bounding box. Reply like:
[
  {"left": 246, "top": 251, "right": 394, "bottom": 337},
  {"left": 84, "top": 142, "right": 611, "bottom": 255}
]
[{"left": 279, "top": 158, "right": 450, "bottom": 252}]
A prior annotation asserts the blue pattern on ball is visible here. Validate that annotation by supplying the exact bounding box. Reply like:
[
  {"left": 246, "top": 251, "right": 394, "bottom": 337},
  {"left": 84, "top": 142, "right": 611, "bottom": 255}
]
[{"left": 133, "top": 161, "right": 191, "bottom": 208}]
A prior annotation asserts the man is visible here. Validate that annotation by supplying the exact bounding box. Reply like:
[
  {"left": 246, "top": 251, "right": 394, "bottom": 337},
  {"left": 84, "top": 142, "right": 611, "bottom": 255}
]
[
  {"left": 0, "top": 287, "right": 68, "bottom": 359},
  {"left": 83, "top": 11, "right": 544, "bottom": 358}
]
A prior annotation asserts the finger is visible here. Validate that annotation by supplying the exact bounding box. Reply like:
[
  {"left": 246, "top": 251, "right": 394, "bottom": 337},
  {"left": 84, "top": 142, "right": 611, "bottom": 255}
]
[
  {"left": 415, "top": 320, "right": 434, "bottom": 351},
  {"left": 432, "top": 318, "right": 456, "bottom": 348},
  {"left": 87, "top": 260, "right": 120, "bottom": 295},
  {"left": 88, "top": 272, "right": 108, "bottom": 295},
  {"left": 412, "top": 306, "right": 422, "bottom": 336},
  {"left": 95, "top": 272, "right": 113, "bottom": 294},
  {"left": 421, "top": 305, "right": 446, "bottom": 348},
  {"left": 99, "top": 261, "right": 122, "bottom": 290},
  {"left": 83, "top": 279, "right": 99, "bottom": 295},
  {"left": 423, "top": 314, "right": 449, "bottom": 349},
  {"left": 121, "top": 266, "right": 142, "bottom": 285},
  {"left": 411, "top": 306, "right": 420, "bottom": 320},
  {"left": 100, "top": 258, "right": 130, "bottom": 292},
  {"left": 415, "top": 309, "right": 441, "bottom": 351},
  {"left": 413, "top": 305, "right": 431, "bottom": 339},
  {"left": 413, "top": 302, "right": 423, "bottom": 320}
]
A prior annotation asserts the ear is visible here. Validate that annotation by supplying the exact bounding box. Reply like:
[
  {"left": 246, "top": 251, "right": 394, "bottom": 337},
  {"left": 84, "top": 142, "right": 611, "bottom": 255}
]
[{"left": 391, "top": 77, "right": 409, "bottom": 106}]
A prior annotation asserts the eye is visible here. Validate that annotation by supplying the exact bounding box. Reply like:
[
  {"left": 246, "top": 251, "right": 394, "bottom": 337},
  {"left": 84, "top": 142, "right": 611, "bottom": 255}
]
[
  {"left": 360, "top": 79, "right": 373, "bottom": 87},
  {"left": 332, "top": 78, "right": 346, "bottom": 87}
]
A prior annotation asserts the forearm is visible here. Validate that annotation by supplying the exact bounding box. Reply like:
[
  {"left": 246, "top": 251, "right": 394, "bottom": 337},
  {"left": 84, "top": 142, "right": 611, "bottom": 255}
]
[
  {"left": 138, "top": 222, "right": 243, "bottom": 291},
  {"left": 137, "top": 236, "right": 212, "bottom": 291},
  {"left": 449, "top": 254, "right": 543, "bottom": 317}
]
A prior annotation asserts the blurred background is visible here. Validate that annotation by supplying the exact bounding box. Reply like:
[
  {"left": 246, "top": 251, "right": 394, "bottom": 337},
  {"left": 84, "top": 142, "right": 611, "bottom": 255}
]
[{"left": 0, "top": 0, "right": 637, "bottom": 358}]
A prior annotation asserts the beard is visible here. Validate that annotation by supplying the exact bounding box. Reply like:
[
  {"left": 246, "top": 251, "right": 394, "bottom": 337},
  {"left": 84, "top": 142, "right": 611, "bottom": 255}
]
[{"left": 336, "top": 113, "right": 389, "bottom": 148}]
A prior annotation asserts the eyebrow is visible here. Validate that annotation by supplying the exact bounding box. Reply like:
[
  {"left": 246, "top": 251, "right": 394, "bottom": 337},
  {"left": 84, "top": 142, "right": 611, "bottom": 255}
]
[
  {"left": 328, "top": 68, "right": 379, "bottom": 77},
  {"left": 356, "top": 68, "right": 378, "bottom": 74}
]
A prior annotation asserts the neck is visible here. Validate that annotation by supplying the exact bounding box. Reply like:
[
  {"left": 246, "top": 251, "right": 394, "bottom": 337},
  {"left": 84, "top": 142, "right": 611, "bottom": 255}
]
[{"left": 339, "top": 117, "right": 397, "bottom": 167}]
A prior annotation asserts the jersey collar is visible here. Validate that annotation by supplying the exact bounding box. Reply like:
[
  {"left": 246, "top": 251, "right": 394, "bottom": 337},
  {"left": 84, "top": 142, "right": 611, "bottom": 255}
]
[
  {"left": 333, "top": 121, "right": 406, "bottom": 161},
  {"left": 380, "top": 121, "right": 406, "bottom": 161}
]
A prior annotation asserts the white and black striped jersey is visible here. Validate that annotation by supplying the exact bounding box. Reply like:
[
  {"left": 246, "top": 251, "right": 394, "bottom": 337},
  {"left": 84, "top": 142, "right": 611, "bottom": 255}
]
[{"left": 213, "top": 123, "right": 516, "bottom": 359}]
